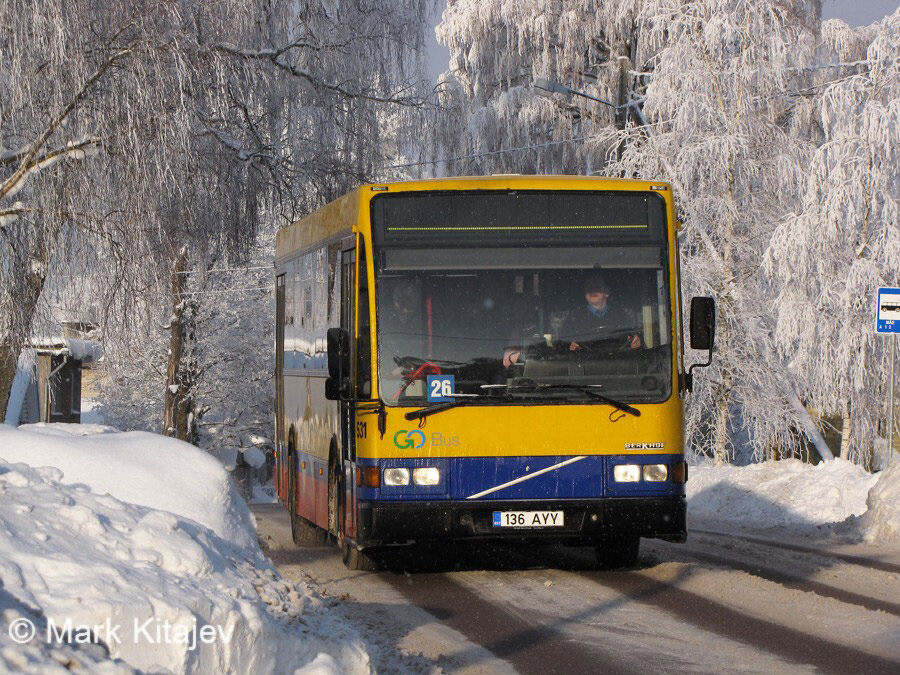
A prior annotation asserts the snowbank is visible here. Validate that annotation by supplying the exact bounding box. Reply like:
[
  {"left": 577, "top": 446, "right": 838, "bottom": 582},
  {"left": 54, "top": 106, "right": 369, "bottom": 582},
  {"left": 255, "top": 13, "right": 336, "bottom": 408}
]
[
  {"left": 853, "top": 462, "right": 900, "bottom": 543},
  {"left": 0, "top": 423, "right": 257, "bottom": 550},
  {"left": 688, "top": 458, "right": 879, "bottom": 530},
  {"left": 687, "top": 457, "right": 900, "bottom": 544},
  {"left": 0, "top": 425, "right": 372, "bottom": 674}
]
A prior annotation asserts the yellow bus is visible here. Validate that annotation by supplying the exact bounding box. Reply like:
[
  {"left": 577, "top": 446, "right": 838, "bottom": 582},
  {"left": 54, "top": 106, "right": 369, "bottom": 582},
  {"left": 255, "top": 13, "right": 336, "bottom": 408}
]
[{"left": 274, "top": 175, "right": 714, "bottom": 570}]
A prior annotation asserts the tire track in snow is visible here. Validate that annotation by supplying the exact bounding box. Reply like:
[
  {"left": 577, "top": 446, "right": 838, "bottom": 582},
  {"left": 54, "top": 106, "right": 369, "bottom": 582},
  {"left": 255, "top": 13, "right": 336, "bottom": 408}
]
[
  {"left": 671, "top": 547, "right": 900, "bottom": 616},
  {"left": 584, "top": 569, "right": 900, "bottom": 674},
  {"left": 692, "top": 529, "right": 900, "bottom": 575},
  {"left": 381, "top": 571, "right": 641, "bottom": 675}
]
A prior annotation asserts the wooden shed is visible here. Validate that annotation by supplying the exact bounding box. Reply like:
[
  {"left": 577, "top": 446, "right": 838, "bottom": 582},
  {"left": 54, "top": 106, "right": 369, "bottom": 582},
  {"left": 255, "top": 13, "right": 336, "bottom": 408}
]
[{"left": 17, "top": 338, "right": 103, "bottom": 425}]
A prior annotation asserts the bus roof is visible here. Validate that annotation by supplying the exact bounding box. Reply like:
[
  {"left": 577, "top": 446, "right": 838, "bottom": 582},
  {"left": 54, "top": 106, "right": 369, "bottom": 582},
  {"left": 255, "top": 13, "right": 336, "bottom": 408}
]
[
  {"left": 362, "top": 174, "right": 670, "bottom": 192},
  {"left": 275, "top": 175, "right": 672, "bottom": 262}
]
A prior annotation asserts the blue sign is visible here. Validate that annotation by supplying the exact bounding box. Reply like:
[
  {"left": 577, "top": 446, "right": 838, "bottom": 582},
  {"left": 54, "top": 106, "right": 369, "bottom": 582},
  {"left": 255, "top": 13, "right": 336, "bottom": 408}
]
[
  {"left": 877, "top": 287, "right": 900, "bottom": 334},
  {"left": 426, "top": 375, "right": 455, "bottom": 402}
]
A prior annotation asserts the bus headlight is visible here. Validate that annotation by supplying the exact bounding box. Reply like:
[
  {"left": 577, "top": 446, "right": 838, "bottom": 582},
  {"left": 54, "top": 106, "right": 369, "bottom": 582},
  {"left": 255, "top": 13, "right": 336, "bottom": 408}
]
[
  {"left": 613, "top": 464, "right": 640, "bottom": 482},
  {"left": 413, "top": 467, "right": 441, "bottom": 486},
  {"left": 383, "top": 468, "right": 410, "bottom": 486},
  {"left": 643, "top": 464, "right": 668, "bottom": 482}
]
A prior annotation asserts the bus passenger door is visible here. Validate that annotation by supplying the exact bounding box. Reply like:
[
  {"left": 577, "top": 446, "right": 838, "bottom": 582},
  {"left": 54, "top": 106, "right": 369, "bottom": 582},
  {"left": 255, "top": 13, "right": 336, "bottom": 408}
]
[
  {"left": 275, "top": 273, "right": 285, "bottom": 499},
  {"left": 338, "top": 239, "right": 357, "bottom": 538}
]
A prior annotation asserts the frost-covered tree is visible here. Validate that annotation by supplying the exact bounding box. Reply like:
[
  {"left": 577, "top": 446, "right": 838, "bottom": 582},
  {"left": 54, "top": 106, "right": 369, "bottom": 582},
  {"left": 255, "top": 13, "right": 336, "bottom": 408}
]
[
  {"left": 765, "top": 10, "right": 900, "bottom": 465},
  {"left": 432, "top": 0, "right": 834, "bottom": 464},
  {"left": 143, "top": 0, "right": 434, "bottom": 442},
  {"left": 431, "top": 0, "right": 657, "bottom": 176},
  {"left": 604, "top": 0, "right": 835, "bottom": 464},
  {"left": 0, "top": 0, "right": 262, "bottom": 421},
  {"left": 95, "top": 227, "right": 276, "bottom": 463},
  {"left": 0, "top": 0, "right": 163, "bottom": 417},
  {"left": 1, "top": 0, "right": 434, "bottom": 444}
]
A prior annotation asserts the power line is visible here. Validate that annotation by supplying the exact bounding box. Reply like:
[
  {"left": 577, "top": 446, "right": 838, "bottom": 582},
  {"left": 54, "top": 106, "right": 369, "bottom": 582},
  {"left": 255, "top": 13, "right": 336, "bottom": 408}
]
[
  {"left": 174, "top": 265, "right": 271, "bottom": 275},
  {"left": 176, "top": 286, "right": 274, "bottom": 296}
]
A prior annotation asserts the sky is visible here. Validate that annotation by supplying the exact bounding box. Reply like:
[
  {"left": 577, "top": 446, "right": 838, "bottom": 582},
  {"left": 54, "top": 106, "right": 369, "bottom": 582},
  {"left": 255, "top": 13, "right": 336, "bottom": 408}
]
[{"left": 424, "top": 0, "right": 899, "bottom": 82}]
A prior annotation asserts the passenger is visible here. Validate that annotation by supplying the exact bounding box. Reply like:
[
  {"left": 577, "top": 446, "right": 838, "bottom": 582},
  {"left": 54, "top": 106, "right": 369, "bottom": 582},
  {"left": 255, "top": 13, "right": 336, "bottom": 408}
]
[{"left": 562, "top": 275, "right": 642, "bottom": 352}]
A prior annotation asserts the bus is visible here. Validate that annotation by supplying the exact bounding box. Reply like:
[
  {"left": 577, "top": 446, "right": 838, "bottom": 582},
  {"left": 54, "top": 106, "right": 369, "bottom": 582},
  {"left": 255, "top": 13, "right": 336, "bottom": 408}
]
[{"left": 273, "top": 175, "right": 714, "bottom": 570}]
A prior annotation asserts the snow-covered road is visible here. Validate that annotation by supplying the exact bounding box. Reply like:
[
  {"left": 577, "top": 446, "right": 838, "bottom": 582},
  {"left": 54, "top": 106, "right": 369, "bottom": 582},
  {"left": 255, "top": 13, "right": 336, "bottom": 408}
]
[{"left": 254, "top": 504, "right": 900, "bottom": 674}]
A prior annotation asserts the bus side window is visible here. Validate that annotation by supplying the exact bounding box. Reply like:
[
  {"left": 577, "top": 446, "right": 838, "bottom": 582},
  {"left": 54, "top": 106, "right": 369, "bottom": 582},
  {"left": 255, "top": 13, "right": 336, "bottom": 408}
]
[{"left": 357, "top": 240, "right": 372, "bottom": 398}]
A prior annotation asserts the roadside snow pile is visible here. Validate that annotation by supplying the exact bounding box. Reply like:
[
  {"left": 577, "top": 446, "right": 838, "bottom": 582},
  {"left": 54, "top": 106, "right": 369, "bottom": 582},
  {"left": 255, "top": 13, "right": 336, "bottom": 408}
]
[
  {"left": 0, "top": 423, "right": 256, "bottom": 550},
  {"left": 688, "top": 458, "right": 880, "bottom": 533},
  {"left": 0, "top": 424, "right": 371, "bottom": 674},
  {"left": 852, "top": 462, "right": 900, "bottom": 544},
  {"left": 2, "top": 580, "right": 138, "bottom": 674}
]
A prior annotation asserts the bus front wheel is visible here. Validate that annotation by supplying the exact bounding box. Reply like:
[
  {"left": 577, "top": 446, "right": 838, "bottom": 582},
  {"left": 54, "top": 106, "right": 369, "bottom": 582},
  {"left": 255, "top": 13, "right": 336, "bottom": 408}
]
[
  {"left": 342, "top": 542, "right": 380, "bottom": 571},
  {"left": 595, "top": 536, "right": 640, "bottom": 569}
]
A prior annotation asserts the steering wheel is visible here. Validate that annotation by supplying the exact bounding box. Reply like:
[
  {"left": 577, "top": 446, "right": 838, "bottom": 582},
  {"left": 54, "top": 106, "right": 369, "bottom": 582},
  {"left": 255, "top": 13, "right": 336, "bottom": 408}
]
[
  {"left": 393, "top": 360, "right": 442, "bottom": 398},
  {"left": 569, "top": 335, "right": 638, "bottom": 355}
]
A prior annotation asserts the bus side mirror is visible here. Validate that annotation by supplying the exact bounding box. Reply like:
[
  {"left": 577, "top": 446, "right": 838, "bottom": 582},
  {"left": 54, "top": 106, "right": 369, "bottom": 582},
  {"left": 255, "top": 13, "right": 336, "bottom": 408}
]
[
  {"left": 690, "top": 297, "right": 715, "bottom": 350},
  {"left": 325, "top": 327, "right": 351, "bottom": 400},
  {"left": 685, "top": 297, "right": 715, "bottom": 393}
]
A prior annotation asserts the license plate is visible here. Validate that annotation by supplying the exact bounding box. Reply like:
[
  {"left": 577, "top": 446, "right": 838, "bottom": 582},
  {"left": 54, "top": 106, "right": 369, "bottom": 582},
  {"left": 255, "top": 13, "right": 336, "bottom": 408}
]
[{"left": 492, "top": 510, "right": 564, "bottom": 528}]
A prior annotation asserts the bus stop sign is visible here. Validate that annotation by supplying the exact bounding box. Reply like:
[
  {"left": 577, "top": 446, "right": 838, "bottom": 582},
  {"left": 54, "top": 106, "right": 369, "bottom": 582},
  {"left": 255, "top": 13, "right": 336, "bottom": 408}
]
[{"left": 877, "top": 287, "right": 900, "bottom": 334}]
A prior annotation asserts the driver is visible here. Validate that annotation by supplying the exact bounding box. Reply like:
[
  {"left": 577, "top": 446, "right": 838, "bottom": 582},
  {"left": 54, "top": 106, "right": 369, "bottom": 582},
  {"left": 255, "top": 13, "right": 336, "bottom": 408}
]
[{"left": 562, "top": 274, "right": 642, "bottom": 352}]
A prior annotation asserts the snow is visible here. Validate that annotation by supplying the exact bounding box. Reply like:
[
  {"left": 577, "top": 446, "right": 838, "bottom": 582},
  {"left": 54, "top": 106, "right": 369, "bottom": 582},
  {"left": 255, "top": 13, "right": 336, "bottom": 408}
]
[
  {"left": 0, "top": 423, "right": 257, "bottom": 551},
  {"left": 1, "top": 420, "right": 897, "bottom": 673},
  {"left": 250, "top": 482, "right": 278, "bottom": 504},
  {"left": 852, "top": 462, "right": 900, "bottom": 543},
  {"left": 62, "top": 338, "right": 103, "bottom": 362},
  {"left": 27, "top": 337, "right": 103, "bottom": 362},
  {"left": 2, "top": 362, "right": 31, "bottom": 426},
  {"left": 0, "top": 424, "right": 373, "bottom": 674},
  {"left": 241, "top": 446, "right": 267, "bottom": 469},
  {"left": 80, "top": 398, "right": 104, "bottom": 425},
  {"left": 688, "top": 457, "right": 900, "bottom": 544}
]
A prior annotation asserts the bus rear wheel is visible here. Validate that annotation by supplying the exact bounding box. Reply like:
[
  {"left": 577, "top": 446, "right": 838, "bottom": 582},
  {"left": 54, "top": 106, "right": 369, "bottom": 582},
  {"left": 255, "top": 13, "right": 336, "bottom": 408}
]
[
  {"left": 289, "top": 452, "right": 326, "bottom": 547},
  {"left": 595, "top": 536, "right": 640, "bottom": 569},
  {"left": 342, "top": 542, "right": 380, "bottom": 571}
]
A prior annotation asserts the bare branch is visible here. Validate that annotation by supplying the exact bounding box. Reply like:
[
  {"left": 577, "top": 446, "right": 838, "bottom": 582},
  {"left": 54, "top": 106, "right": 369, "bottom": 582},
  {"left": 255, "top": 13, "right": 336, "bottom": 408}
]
[{"left": 211, "top": 42, "right": 426, "bottom": 106}]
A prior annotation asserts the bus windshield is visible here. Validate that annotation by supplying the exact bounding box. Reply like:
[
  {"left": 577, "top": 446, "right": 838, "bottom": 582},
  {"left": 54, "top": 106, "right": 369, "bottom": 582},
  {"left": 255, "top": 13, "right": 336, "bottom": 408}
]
[{"left": 371, "top": 191, "right": 673, "bottom": 406}]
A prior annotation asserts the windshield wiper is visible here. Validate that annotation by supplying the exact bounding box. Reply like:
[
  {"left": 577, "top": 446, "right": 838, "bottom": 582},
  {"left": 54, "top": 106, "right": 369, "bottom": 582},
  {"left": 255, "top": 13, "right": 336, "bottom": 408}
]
[
  {"left": 404, "top": 384, "right": 640, "bottom": 421},
  {"left": 480, "top": 383, "right": 640, "bottom": 417},
  {"left": 403, "top": 394, "right": 489, "bottom": 421}
]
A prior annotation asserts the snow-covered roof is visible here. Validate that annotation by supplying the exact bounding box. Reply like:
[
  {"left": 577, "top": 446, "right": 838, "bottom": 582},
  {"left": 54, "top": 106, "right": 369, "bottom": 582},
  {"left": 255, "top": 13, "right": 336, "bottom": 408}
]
[{"left": 28, "top": 337, "right": 103, "bottom": 363}]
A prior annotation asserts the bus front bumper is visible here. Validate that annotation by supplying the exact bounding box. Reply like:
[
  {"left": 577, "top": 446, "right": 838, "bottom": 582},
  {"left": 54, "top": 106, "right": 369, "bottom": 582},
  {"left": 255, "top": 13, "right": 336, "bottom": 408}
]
[{"left": 356, "top": 496, "right": 686, "bottom": 545}]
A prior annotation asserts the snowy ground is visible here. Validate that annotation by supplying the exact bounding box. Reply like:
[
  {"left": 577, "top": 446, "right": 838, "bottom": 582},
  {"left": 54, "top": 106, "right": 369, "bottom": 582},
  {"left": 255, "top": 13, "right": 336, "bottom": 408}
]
[
  {"left": 688, "top": 457, "right": 900, "bottom": 544},
  {"left": 0, "top": 424, "right": 371, "bottom": 674},
  {"left": 1, "top": 422, "right": 897, "bottom": 673}
]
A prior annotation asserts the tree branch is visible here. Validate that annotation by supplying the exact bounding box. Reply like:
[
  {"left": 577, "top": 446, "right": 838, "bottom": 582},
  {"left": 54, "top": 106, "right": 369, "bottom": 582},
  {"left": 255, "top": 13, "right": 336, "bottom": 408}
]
[{"left": 211, "top": 42, "right": 426, "bottom": 106}]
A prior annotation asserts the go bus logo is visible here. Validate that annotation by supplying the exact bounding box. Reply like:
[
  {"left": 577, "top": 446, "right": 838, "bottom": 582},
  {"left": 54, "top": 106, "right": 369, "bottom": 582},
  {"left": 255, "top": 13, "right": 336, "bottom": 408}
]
[
  {"left": 394, "top": 430, "right": 427, "bottom": 449},
  {"left": 393, "top": 430, "right": 460, "bottom": 449}
]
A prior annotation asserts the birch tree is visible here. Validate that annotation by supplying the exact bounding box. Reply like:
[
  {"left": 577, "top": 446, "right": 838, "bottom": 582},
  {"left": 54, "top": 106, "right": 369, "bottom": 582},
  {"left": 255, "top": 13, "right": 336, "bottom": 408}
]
[
  {"left": 765, "top": 10, "right": 900, "bottom": 465},
  {"left": 601, "top": 0, "right": 835, "bottom": 464},
  {"left": 1, "top": 0, "right": 433, "bottom": 442},
  {"left": 0, "top": 0, "right": 157, "bottom": 417},
  {"left": 431, "top": 0, "right": 658, "bottom": 176},
  {"left": 145, "top": 0, "right": 434, "bottom": 441}
]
